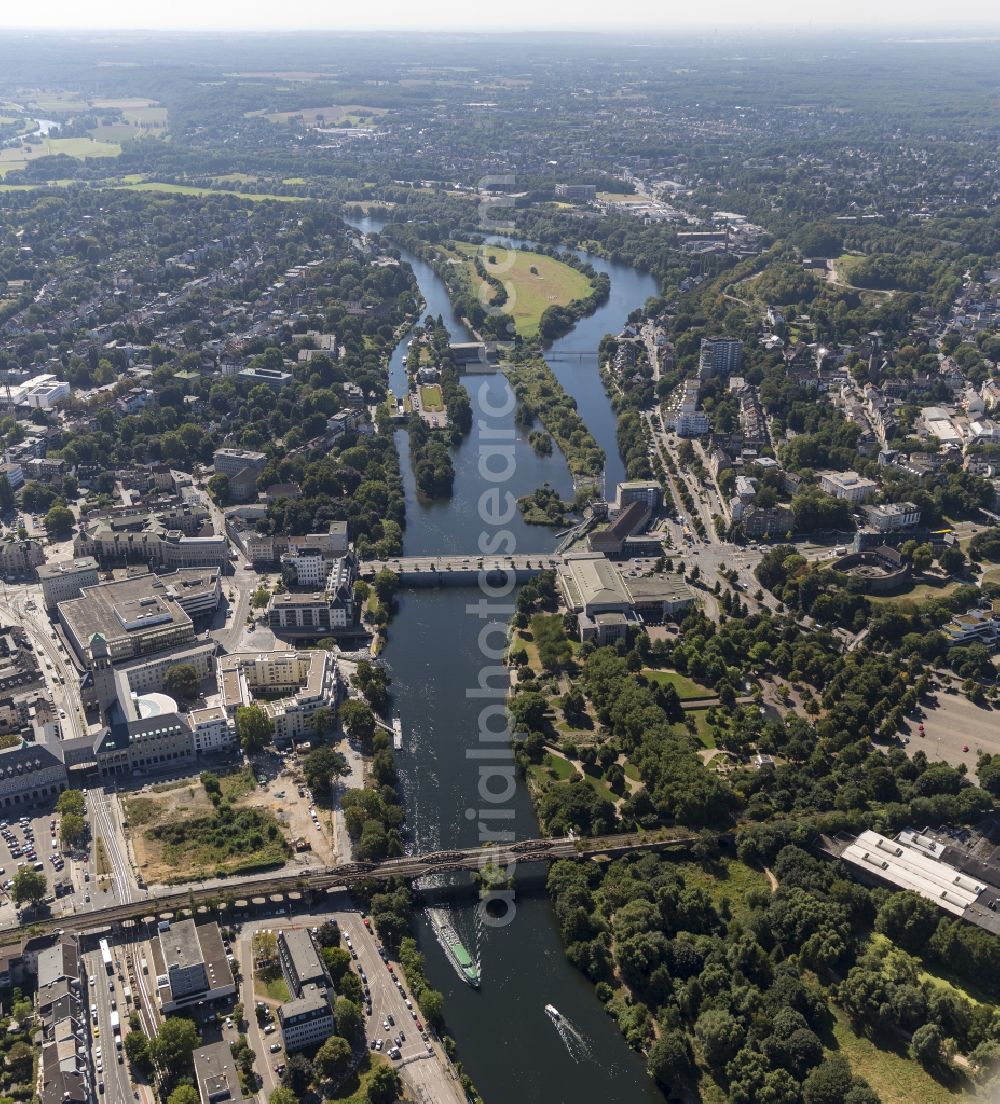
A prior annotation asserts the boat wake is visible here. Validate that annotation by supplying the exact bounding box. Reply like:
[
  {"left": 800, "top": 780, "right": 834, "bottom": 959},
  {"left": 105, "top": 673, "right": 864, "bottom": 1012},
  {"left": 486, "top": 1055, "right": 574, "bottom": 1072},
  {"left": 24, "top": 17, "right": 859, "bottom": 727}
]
[{"left": 545, "top": 1005, "right": 593, "bottom": 1063}]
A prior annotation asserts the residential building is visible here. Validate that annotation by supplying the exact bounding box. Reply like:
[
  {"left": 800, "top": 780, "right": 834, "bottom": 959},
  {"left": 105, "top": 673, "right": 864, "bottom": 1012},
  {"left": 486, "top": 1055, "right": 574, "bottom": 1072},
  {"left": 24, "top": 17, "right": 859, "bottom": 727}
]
[
  {"left": 281, "top": 546, "right": 327, "bottom": 587},
  {"left": 698, "top": 336, "right": 743, "bottom": 378},
  {"left": 945, "top": 604, "right": 1000, "bottom": 647},
  {"left": 662, "top": 379, "right": 709, "bottom": 436},
  {"left": 739, "top": 503, "right": 794, "bottom": 538},
  {"left": 238, "top": 365, "right": 292, "bottom": 391},
  {"left": 0, "top": 538, "right": 45, "bottom": 575},
  {"left": 614, "top": 481, "right": 662, "bottom": 512},
  {"left": 217, "top": 649, "right": 338, "bottom": 746}
]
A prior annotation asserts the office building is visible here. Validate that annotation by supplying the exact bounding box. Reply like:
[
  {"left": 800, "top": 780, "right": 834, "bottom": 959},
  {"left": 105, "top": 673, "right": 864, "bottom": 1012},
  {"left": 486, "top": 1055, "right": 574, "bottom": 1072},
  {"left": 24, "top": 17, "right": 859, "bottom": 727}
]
[
  {"left": 818, "top": 469, "right": 878, "bottom": 504},
  {"left": 192, "top": 1042, "right": 253, "bottom": 1104},
  {"left": 38, "top": 557, "right": 101, "bottom": 611},
  {"left": 278, "top": 985, "right": 335, "bottom": 1052},
  {"left": 153, "top": 920, "right": 235, "bottom": 1013}
]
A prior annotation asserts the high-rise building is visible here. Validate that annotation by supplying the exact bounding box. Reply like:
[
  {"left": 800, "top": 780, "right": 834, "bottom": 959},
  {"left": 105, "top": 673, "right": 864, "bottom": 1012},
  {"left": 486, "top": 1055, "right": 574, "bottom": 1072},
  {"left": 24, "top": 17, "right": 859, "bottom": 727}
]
[{"left": 699, "top": 337, "right": 744, "bottom": 378}]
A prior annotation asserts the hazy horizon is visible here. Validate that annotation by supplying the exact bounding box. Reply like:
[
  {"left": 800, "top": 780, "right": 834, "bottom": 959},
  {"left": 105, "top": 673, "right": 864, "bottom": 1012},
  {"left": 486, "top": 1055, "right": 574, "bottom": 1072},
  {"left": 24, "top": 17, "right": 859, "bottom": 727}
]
[{"left": 0, "top": 2, "right": 999, "bottom": 34}]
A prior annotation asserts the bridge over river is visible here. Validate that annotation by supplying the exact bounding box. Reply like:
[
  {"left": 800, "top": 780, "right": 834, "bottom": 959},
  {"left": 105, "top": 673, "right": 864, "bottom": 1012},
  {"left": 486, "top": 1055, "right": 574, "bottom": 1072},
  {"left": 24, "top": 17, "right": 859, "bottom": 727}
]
[
  {"left": 2, "top": 829, "right": 712, "bottom": 946},
  {"left": 359, "top": 553, "right": 566, "bottom": 585}
]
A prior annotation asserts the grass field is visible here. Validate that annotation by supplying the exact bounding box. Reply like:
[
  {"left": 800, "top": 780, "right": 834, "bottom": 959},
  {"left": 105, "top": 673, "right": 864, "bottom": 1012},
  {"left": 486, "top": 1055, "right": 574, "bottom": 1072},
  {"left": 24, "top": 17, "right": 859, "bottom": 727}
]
[
  {"left": 451, "top": 241, "right": 594, "bottom": 338},
  {"left": 0, "top": 136, "right": 121, "bottom": 177},
  {"left": 868, "top": 579, "right": 963, "bottom": 605},
  {"left": 688, "top": 709, "right": 717, "bottom": 748},
  {"left": 419, "top": 383, "right": 444, "bottom": 411},
  {"left": 641, "top": 668, "right": 715, "bottom": 699},
  {"left": 829, "top": 1005, "right": 971, "bottom": 1104}
]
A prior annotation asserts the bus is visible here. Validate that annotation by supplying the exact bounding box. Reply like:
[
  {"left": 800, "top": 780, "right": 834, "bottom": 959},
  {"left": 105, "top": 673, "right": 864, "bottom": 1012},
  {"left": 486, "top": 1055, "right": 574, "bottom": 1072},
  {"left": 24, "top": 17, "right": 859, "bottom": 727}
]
[{"left": 99, "top": 939, "right": 113, "bottom": 975}]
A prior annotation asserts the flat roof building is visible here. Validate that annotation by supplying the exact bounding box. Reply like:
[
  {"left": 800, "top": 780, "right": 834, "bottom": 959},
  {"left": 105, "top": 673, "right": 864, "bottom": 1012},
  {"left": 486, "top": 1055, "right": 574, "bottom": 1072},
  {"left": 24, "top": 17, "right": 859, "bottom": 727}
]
[
  {"left": 38, "top": 556, "right": 100, "bottom": 611},
  {"left": 59, "top": 572, "right": 208, "bottom": 667},
  {"left": 192, "top": 1041, "right": 253, "bottom": 1104}
]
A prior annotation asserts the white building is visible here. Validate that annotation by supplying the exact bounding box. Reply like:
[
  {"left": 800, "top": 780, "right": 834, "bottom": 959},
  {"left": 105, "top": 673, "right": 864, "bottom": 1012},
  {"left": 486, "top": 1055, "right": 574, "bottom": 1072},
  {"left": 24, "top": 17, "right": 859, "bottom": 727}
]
[
  {"left": 818, "top": 469, "right": 878, "bottom": 504},
  {"left": 38, "top": 556, "right": 100, "bottom": 611},
  {"left": 861, "top": 502, "right": 921, "bottom": 532}
]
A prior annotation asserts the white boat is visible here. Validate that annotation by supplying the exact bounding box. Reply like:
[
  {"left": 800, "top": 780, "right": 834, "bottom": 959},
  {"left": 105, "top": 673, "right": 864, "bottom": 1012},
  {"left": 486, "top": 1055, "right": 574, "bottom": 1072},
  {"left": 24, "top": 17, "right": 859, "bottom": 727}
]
[{"left": 544, "top": 1004, "right": 561, "bottom": 1020}]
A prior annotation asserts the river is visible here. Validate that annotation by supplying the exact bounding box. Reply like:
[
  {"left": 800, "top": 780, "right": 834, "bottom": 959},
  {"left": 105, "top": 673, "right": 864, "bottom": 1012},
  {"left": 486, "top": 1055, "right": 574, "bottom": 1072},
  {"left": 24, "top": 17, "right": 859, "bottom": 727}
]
[{"left": 349, "top": 215, "right": 662, "bottom": 1104}]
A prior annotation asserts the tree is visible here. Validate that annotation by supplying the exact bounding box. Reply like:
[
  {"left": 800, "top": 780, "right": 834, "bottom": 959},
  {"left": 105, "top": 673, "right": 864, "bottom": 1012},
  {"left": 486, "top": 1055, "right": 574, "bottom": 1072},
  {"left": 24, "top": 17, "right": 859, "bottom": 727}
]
[
  {"left": 367, "top": 1064, "right": 401, "bottom": 1104},
  {"left": 803, "top": 1056, "right": 854, "bottom": 1104},
  {"left": 60, "top": 811, "right": 86, "bottom": 848},
  {"left": 150, "top": 1017, "right": 199, "bottom": 1073},
  {"left": 314, "top": 1035, "right": 351, "bottom": 1080},
  {"left": 44, "top": 503, "right": 75, "bottom": 537},
  {"left": 57, "top": 789, "right": 85, "bottom": 817},
  {"left": 281, "top": 1054, "right": 313, "bottom": 1095},
  {"left": 0, "top": 474, "right": 14, "bottom": 513},
  {"left": 910, "top": 1022, "right": 945, "bottom": 1067},
  {"left": 911, "top": 543, "right": 934, "bottom": 572},
  {"left": 236, "top": 704, "right": 274, "bottom": 754},
  {"left": 167, "top": 1087, "right": 200, "bottom": 1104},
  {"left": 340, "top": 699, "right": 377, "bottom": 746},
  {"left": 6, "top": 1040, "right": 33, "bottom": 1079},
  {"left": 12, "top": 867, "right": 46, "bottom": 904},
  {"left": 207, "top": 473, "right": 230, "bottom": 502},
  {"left": 417, "top": 987, "right": 445, "bottom": 1031},
  {"left": 125, "top": 1029, "right": 153, "bottom": 1072},
  {"left": 938, "top": 544, "right": 966, "bottom": 576},
  {"left": 165, "top": 663, "right": 200, "bottom": 701},
  {"left": 333, "top": 996, "right": 363, "bottom": 1039},
  {"left": 647, "top": 1030, "right": 692, "bottom": 1086},
  {"left": 302, "top": 746, "right": 348, "bottom": 800},
  {"left": 694, "top": 1009, "right": 744, "bottom": 1068},
  {"left": 251, "top": 584, "right": 270, "bottom": 609},
  {"left": 269, "top": 1091, "right": 298, "bottom": 1104}
]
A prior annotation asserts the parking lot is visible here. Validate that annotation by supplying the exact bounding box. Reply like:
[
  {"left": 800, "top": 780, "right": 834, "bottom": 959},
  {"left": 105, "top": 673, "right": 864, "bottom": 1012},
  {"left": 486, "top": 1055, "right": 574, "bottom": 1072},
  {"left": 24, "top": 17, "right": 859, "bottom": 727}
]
[
  {"left": 903, "top": 689, "right": 1000, "bottom": 780},
  {"left": 0, "top": 806, "right": 67, "bottom": 918}
]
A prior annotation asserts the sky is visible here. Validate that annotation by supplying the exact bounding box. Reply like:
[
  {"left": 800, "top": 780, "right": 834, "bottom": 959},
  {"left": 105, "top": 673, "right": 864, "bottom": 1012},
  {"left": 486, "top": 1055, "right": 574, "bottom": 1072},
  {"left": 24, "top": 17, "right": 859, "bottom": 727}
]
[{"left": 0, "top": 0, "right": 998, "bottom": 33}]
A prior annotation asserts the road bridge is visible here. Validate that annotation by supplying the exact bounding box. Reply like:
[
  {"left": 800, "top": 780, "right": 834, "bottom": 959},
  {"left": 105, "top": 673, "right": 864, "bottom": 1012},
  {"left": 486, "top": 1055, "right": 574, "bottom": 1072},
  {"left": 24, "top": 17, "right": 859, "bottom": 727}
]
[
  {"left": 359, "top": 553, "right": 565, "bottom": 586},
  {"left": 3, "top": 830, "right": 711, "bottom": 947}
]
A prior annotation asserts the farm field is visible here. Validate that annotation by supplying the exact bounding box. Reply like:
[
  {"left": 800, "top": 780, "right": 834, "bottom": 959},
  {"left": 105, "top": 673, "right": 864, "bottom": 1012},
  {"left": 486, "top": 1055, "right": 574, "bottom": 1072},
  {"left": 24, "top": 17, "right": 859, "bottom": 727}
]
[
  {"left": 451, "top": 240, "right": 594, "bottom": 338},
  {"left": 0, "top": 136, "right": 121, "bottom": 177}
]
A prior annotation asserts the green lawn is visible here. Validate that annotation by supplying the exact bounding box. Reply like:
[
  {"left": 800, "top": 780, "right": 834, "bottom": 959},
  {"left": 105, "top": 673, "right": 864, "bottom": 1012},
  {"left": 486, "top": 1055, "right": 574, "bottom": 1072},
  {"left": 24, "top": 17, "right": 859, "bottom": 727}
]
[
  {"left": 419, "top": 383, "right": 444, "bottom": 411},
  {"left": 642, "top": 668, "right": 715, "bottom": 699},
  {"left": 829, "top": 1004, "right": 971, "bottom": 1104},
  {"left": 451, "top": 241, "right": 595, "bottom": 338},
  {"left": 868, "top": 580, "right": 963, "bottom": 605},
  {"left": 259, "top": 976, "right": 290, "bottom": 1002},
  {"left": 688, "top": 709, "right": 717, "bottom": 748}
]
